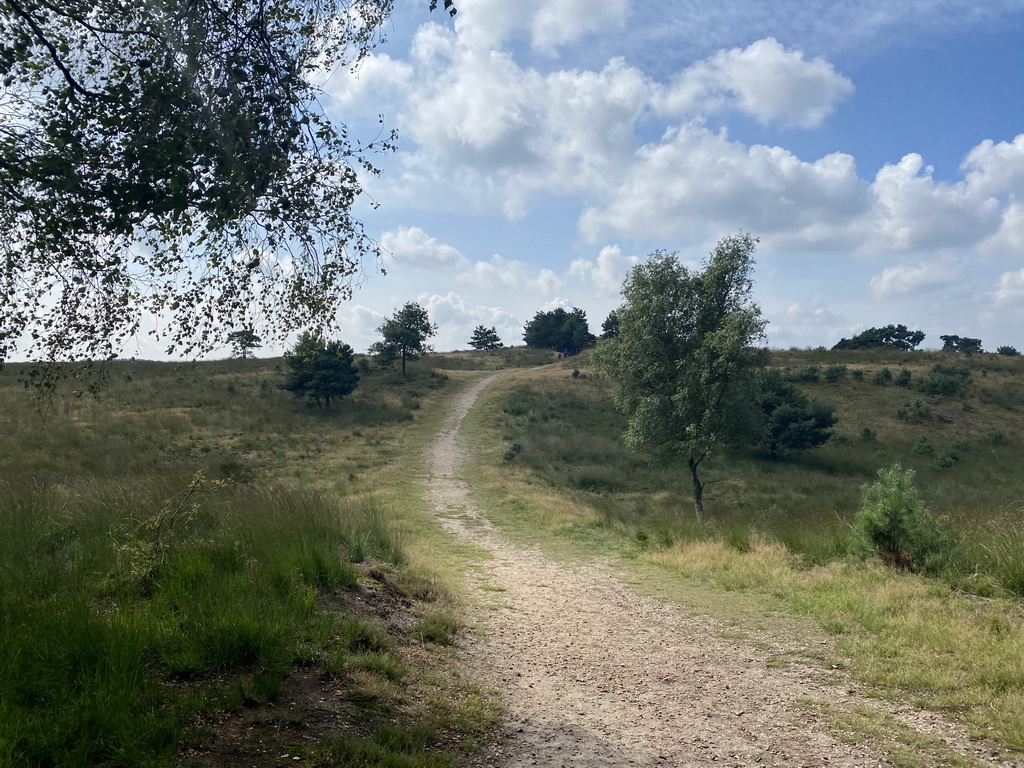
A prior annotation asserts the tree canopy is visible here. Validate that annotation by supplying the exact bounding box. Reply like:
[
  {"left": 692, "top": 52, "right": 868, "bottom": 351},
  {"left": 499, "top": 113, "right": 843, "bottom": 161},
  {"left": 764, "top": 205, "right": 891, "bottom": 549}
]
[
  {"left": 468, "top": 325, "right": 503, "bottom": 351},
  {"left": 832, "top": 325, "right": 925, "bottom": 351},
  {"left": 282, "top": 332, "right": 359, "bottom": 408},
  {"left": 591, "top": 234, "right": 765, "bottom": 517},
  {"left": 227, "top": 329, "right": 262, "bottom": 359},
  {"left": 756, "top": 370, "right": 836, "bottom": 460},
  {"left": 940, "top": 335, "right": 984, "bottom": 355},
  {"left": 522, "top": 307, "right": 594, "bottom": 355},
  {"left": 600, "top": 310, "right": 620, "bottom": 339},
  {"left": 369, "top": 302, "right": 437, "bottom": 376},
  {"left": 0, "top": 0, "right": 450, "bottom": 382}
]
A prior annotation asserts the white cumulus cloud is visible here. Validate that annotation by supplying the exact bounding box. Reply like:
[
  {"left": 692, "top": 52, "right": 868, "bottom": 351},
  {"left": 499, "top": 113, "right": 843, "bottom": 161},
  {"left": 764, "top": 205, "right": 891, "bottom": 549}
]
[
  {"left": 656, "top": 38, "right": 854, "bottom": 128},
  {"left": 868, "top": 261, "right": 970, "bottom": 300},
  {"left": 994, "top": 268, "right": 1024, "bottom": 304},
  {"left": 380, "top": 226, "right": 467, "bottom": 270}
]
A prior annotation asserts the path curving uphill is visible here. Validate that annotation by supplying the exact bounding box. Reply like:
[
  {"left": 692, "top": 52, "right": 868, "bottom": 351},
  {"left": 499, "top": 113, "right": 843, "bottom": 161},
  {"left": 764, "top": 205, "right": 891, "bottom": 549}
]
[{"left": 427, "top": 374, "right": 1015, "bottom": 768}]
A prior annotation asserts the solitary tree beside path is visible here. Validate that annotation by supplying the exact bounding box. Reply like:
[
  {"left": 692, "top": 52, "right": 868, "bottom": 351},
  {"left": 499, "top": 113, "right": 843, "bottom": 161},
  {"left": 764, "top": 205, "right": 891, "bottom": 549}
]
[
  {"left": 591, "top": 234, "right": 766, "bottom": 518},
  {"left": 370, "top": 302, "right": 438, "bottom": 377}
]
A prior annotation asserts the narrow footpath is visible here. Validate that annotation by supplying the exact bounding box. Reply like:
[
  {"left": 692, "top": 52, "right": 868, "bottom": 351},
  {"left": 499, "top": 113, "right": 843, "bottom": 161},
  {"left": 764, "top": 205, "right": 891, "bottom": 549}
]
[{"left": 426, "top": 374, "right": 1018, "bottom": 768}]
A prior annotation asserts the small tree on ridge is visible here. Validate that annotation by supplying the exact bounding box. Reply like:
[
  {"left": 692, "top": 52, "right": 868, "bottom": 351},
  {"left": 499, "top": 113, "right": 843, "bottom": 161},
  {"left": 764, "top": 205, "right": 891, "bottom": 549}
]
[
  {"left": 469, "top": 326, "right": 503, "bottom": 351},
  {"left": 370, "top": 302, "right": 438, "bottom": 377}
]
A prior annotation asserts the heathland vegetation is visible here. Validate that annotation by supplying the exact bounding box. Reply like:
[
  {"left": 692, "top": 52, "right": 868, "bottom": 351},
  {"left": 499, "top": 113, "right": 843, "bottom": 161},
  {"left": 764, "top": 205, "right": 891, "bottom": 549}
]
[
  {"left": 0, "top": 348, "right": 549, "bottom": 768},
  {"left": 476, "top": 345, "right": 1024, "bottom": 749},
  {"left": 3, "top": 340, "right": 1024, "bottom": 762}
]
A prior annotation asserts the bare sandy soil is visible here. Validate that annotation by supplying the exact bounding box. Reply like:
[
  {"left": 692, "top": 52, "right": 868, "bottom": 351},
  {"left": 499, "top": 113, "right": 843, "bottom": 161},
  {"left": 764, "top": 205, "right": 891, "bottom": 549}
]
[{"left": 427, "top": 374, "right": 1022, "bottom": 768}]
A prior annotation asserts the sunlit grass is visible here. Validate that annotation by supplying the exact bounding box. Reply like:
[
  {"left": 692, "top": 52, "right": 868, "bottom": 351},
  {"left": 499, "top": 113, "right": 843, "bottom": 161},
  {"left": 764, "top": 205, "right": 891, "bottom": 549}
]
[
  {"left": 649, "top": 541, "right": 1024, "bottom": 748},
  {"left": 0, "top": 350, "right": 536, "bottom": 767},
  {"left": 468, "top": 348, "right": 1024, "bottom": 752}
]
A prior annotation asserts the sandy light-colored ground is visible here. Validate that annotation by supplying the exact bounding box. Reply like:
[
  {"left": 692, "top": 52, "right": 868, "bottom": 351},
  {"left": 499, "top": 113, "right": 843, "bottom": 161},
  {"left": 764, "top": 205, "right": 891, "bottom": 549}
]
[{"left": 426, "top": 373, "right": 1021, "bottom": 768}]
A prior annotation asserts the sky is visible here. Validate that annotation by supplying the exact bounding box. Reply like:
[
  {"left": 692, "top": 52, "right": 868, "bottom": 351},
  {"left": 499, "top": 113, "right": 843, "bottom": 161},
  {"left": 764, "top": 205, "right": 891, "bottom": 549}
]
[{"left": 266, "top": 0, "right": 1024, "bottom": 356}]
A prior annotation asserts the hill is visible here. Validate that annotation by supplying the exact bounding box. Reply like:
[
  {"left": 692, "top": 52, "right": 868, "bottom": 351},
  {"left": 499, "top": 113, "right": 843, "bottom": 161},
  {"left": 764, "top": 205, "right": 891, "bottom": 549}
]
[{"left": 484, "top": 347, "right": 1024, "bottom": 595}]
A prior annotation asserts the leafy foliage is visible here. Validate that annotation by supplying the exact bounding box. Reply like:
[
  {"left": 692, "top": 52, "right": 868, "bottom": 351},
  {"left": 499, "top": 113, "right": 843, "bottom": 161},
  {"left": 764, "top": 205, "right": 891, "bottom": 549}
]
[
  {"left": 227, "top": 329, "right": 263, "bottom": 359},
  {"left": 591, "top": 233, "right": 765, "bottom": 517},
  {"left": 755, "top": 370, "right": 836, "bottom": 459},
  {"left": 996, "top": 345, "right": 1020, "bottom": 357},
  {"left": 0, "top": 0, "right": 401, "bottom": 379},
  {"left": 850, "top": 464, "right": 949, "bottom": 571},
  {"left": 282, "top": 332, "right": 360, "bottom": 408},
  {"left": 600, "top": 310, "right": 620, "bottom": 339},
  {"left": 917, "top": 363, "right": 971, "bottom": 396},
  {"left": 369, "top": 302, "right": 438, "bottom": 377},
  {"left": 522, "top": 307, "right": 595, "bottom": 355},
  {"left": 468, "top": 325, "right": 503, "bottom": 351},
  {"left": 940, "top": 335, "right": 984, "bottom": 355},
  {"left": 832, "top": 324, "right": 925, "bottom": 351}
]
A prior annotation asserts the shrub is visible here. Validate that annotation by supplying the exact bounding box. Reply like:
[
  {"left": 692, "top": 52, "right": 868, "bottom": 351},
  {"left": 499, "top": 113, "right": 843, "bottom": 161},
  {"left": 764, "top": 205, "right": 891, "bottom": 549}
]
[
  {"left": 895, "top": 368, "right": 912, "bottom": 387},
  {"left": 794, "top": 365, "right": 821, "bottom": 383},
  {"left": 996, "top": 345, "right": 1021, "bottom": 357},
  {"left": 850, "top": 464, "right": 949, "bottom": 572},
  {"left": 897, "top": 399, "right": 931, "bottom": 422},
  {"left": 860, "top": 427, "right": 876, "bottom": 442},
  {"left": 873, "top": 367, "right": 893, "bottom": 385},
  {"left": 917, "top": 364, "right": 971, "bottom": 396},
  {"left": 824, "top": 364, "right": 848, "bottom": 383},
  {"left": 984, "top": 428, "right": 1006, "bottom": 445},
  {"left": 911, "top": 436, "right": 935, "bottom": 456},
  {"left": 951, "top": 437, "right": 971, "bottom": 453}
]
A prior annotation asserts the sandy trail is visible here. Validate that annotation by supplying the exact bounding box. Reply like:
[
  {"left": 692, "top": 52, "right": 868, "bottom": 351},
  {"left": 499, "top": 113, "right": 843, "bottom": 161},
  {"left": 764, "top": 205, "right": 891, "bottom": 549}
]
[{"left": 426, "top": 374, "right": 1017, "bottom": 768}]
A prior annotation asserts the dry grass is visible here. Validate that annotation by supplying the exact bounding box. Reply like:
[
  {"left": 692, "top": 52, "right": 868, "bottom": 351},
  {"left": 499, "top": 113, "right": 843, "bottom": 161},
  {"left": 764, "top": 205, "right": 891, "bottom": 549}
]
[{"left": 465, "top": 349, "right": 1024, "bottom": 752}]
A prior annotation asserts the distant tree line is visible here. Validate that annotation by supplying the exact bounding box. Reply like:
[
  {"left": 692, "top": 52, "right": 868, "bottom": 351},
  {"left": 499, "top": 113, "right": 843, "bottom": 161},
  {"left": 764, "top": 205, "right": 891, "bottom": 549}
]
[{"left": 832, "top": 325, "right": 1019, "bottom": 356}]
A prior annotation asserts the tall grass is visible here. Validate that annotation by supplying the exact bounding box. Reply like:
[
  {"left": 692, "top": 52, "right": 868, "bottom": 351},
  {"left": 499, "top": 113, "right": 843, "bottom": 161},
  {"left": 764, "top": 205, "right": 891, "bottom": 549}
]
[
  {"left": 0, "top": 354, "right": 492, "bottom": 767},
  {"left": 0, "top": 474, "right": 407, "bottom": 766},
  {"left": 493, "top": 351, "right": 1024, "bottom": 595}
]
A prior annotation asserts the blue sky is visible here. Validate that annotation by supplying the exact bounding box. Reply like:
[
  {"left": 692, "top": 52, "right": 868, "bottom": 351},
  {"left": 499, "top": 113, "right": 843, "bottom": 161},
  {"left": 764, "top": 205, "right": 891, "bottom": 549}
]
[{"left": 281, "top": 0, "right": 1024, "bottom": 356}]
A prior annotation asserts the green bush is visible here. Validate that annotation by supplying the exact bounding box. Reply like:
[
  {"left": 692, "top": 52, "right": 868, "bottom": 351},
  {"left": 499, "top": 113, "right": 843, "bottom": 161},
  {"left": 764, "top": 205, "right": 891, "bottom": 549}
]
[
  {"left": 917, "top": 364, "right": 971, "bottom": 396},
  {"left": 824, "top": 364, "right": 848, "bottom": 383},
  {"left": 911, "top": 436, "right": 935, "bottom": 456},
  {"left": 897, "top": 399, "right": 931, "bottom": 422},
  {"left": 895, "top": 368, "right": 912, "bottom": 387},
  {"left": 850, "top": 464, "right": 949, "bottom": 572},
  {"left": 794, "top": 365, "right": 821, "bottom": 383},
  {"left": 985, "top": 428, "right": 1006, "bottom": 445},
  {"left": 873, "top": 367, "right": 893, "bottom": 385}
]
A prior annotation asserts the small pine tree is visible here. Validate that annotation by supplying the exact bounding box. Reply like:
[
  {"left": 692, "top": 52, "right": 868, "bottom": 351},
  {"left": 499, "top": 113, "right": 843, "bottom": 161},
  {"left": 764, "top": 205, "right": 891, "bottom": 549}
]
[
  {"left": 850, "top": 464, "right": 949, "bottom": 572},
  {"left": 369, "top": 302, "right": 438, "bottom": 377},
  {"left": 227, "top": 329, "right": 262, "bottom": 359},
  {"left": 282, "top": 333, "right": 359, "bottom": 408},
  {"left": 469, "top": 326, "right": 503, "bottom": 351},
  {"left": 756, "top": 370, "right": 836, "bottom": 459}
]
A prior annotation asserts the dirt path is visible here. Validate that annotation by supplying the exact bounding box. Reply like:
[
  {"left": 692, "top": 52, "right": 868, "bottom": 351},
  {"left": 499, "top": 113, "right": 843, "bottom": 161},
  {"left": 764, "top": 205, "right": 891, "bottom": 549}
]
[{"left": 426, "top": 374, "right": 1017, "bottom": 768}]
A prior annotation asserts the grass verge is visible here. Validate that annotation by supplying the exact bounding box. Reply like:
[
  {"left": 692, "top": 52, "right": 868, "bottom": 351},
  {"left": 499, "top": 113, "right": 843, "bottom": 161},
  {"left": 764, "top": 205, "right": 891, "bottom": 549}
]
[{"left": 462, "top": 355, "right": 1024, "bottom": 754}]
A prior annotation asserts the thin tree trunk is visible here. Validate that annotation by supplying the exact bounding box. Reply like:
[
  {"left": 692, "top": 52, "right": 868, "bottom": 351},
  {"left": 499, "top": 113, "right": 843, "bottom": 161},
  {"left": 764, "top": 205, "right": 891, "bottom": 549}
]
[
  {"left": 401, "top": 349, "right": 407, "bottom": 377},
  {"left": 688, "top": 456, "right": 705, "bottom": 519}
]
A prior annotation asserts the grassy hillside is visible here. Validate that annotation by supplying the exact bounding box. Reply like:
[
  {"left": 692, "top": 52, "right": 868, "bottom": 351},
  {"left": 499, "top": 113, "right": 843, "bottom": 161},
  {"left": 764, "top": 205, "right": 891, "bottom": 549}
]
[
  {"left": 487, "top": 348, "right": 1024, "bottom": 595},
  {"left": 0, "top": 349, "right": 546, "bottom": 768},
  {"left": 468, "top": 348, "right": 1024, "bottom": 752}
]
